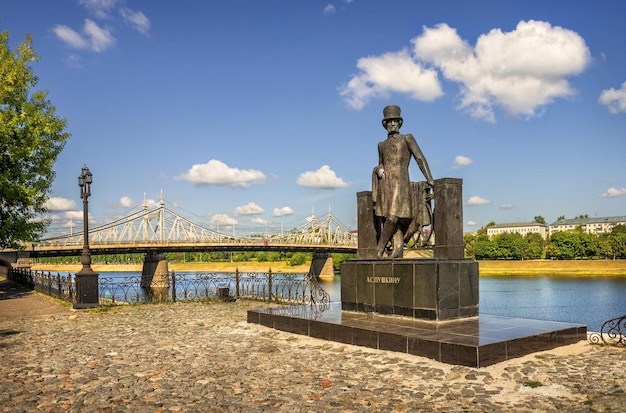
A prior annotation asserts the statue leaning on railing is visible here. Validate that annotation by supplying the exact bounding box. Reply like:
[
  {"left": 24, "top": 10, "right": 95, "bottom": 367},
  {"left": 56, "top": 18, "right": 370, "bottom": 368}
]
[{"left": 373, "top": 105, "right": 434, "bottom": 258}]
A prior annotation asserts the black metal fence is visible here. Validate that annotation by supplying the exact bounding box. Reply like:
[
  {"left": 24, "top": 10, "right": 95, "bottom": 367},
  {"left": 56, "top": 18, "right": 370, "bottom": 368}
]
[
  {"left": 7, "top": 267, "right": 330, "bottom": 307},
  {"left": 588, "top": 315, "right": 626, "bottom": 346},
  {"left": 8, "top": 268, "right": 75, "bottom": 302}
]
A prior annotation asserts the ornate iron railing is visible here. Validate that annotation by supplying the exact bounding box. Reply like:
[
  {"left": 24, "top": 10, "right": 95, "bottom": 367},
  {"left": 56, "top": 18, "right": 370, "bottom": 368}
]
[
  {"left": 8, "top": 267, "right": 331, "bottom": 307},
  {"left": 589, "top": 315, "right": 626, "bottom": 346},
  {"left": 99, "top": 275, "right": 144, "bottom": 304},
  {"left": 8, "top": 268, "right": 75, "bottom": 302},
  {"left": 99, "top": 270, "right": 331, "bottom": 305}
]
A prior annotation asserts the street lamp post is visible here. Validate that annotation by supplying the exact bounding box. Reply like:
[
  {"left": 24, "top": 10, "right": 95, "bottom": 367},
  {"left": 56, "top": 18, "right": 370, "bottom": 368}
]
[{"left": 73, "top": 165, "right": 99, "bottom": 309}]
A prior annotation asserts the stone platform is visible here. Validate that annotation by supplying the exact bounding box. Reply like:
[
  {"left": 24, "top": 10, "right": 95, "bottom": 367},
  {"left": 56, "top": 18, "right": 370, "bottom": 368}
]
[{"left": 247, "top": 303, "right": 587, "bottom": 367}]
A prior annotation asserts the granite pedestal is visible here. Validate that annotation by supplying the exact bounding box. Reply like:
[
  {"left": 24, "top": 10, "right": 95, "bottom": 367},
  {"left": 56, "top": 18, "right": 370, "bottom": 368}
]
[{"left": 340, "top": 259, "right": 478, "bottom": 321}]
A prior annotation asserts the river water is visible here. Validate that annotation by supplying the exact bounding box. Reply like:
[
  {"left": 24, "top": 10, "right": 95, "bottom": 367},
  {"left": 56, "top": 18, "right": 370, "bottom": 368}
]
[
  {"left": 312, "top": 274, "right": 626, "bottom": 332},
  {"left": 97, "top": 271, "right": 626, "bottom": 332}
]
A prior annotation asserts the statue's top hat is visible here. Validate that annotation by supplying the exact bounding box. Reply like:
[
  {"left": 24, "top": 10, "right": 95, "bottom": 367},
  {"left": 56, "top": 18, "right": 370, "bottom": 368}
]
[{"left": 382, "top": 105, "right": 403, "bottom": 128}]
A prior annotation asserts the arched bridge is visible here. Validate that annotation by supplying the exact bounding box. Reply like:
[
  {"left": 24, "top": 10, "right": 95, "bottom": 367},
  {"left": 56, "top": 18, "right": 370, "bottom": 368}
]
[{"left": 29, "top": 200, "right": 357, "bottom": 258}]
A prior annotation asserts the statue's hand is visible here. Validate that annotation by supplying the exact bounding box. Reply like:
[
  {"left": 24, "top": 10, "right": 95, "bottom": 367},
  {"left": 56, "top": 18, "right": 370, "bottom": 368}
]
[{"left": 377, "top": 167, "right": 385, "bottom": 179}]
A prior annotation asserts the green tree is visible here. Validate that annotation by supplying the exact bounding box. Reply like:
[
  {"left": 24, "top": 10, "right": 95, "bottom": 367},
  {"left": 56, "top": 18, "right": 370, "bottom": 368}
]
[
  {"left": 600, "top": 225, "right": 626, "bottom": 259},
  {"left": 288, "top": 252, "right": 311, "bottom": 266},
  {"left": 493, "top": 233, "right": 525, "bottom": 260},
  {"left": 580, "top": 232, "right": 600, "bottom": 258},
  {"left": 609, "top": 232, "right": 626, "bottom": 259},
  {"left": 463, "top": 233, "right": 477, "bottom": 258},
  {"left": 533, "top": 216, "right": 546, "bottom": 225},
  {"left": 612, "top": 224, "right": 626, "bottom": 234},
  {"left": 547, "top": 231, "right": 585, "bottom": 259},
  {"left": 0, "top": 30, "right": 70, "bottom": 249},
  {"left": 331, "top": 253, "right": 356, "bottom": 271},
  {"left": 523, "top": 232, "right": 544, "bottom": 259},
  {"left": 474, "top": 238, "right": 496, "bottom": 259}
]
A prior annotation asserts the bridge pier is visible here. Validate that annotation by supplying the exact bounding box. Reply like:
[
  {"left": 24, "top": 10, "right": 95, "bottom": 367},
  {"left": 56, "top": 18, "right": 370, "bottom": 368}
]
[
  {"left": 0, "top": 251, "right": 31, "bottom": 269},
  {"left": 141, "top": 253, "right": 170, "bottom": 301},
  {"left": 309, "top": 252, "right": 334, "bottom": 279}
]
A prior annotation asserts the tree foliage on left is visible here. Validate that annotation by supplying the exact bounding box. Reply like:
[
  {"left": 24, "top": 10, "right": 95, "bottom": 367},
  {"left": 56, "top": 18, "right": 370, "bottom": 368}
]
[{"left": 0, "top": 30, "right": 70, "bottom": 249}]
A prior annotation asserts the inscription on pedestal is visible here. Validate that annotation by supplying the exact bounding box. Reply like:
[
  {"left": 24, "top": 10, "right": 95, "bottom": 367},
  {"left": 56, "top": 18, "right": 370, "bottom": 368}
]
[
  {"left": 341, "top": 259, "right": 479, "bottom": 321},
  {"left": 366, "top": 276, "right": 401, "bottom": 284}
]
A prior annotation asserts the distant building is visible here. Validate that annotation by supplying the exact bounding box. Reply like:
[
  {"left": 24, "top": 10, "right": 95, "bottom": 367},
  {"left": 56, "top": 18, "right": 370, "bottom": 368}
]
[
  {"left": 487, "top": 222, "right": 548, "bottom": 240},
  {"left": 548, "top": 216, "right": 626, "bottom": 236}
]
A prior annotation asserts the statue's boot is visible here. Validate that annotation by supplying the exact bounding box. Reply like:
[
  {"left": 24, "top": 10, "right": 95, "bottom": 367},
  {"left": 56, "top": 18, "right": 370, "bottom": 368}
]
[{"left": 376, "top": 221, "right": 397, "bottom": 258}]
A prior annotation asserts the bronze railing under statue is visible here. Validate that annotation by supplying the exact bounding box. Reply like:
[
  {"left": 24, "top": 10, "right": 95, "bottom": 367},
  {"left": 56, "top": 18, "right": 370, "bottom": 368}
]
[{"left": 341, "top": 105, "right": 478, "bottom": 321}]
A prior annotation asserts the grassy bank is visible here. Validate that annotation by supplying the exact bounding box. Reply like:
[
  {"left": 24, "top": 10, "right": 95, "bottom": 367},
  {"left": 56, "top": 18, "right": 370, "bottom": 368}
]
[
  {"left": 30, "top": 259, "right": 626, "bottom": 276},
  {"left": 30, "top": 261, "right": 312, "bottom": 274},
  {"left": 478, "top": 259, "right": 626, "bottom": 276}
]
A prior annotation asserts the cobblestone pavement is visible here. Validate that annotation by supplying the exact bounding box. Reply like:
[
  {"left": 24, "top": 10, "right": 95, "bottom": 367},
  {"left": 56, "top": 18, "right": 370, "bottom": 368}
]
[{"left": 0, "top": 297, "right": 624, "bottom": 412}]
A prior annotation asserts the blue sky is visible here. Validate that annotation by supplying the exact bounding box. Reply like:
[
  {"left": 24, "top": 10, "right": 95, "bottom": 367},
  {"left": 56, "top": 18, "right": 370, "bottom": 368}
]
[{"left": 2, "top": 0, "right": 626, "bottom": 238}]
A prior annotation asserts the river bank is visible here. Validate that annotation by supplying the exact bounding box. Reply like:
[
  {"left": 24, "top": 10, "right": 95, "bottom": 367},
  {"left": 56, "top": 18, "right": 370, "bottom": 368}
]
[
  {"left": 30, "top": 261, "right": 312, "bottom": 274},
  {"left": 478, "top": 259, "right": 626, "bottom": 276},
  {"left": 30, "top": 259, "right": 626, "bottom": 275}
]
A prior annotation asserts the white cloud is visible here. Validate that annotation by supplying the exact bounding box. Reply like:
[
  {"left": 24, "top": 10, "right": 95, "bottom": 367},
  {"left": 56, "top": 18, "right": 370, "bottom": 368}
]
[
  {"left": 342, "top": 20, "right": 590, "bottom": 121},
  {"left": 51, "top": 25, "right": 89, "bottom": 49},
  {"left": 143, "top": 198, "right": 157, "bottom": 207},
  {"left": 466, "top": 220, "right": 477, "bottom": 226},
  {"left": 210, "top": 213, "right": 237, "bottom": 227},
  {"left": 273, "top": 206, "right": 294, "bottom": 217},
  {"left": 176, "top": 159, "right": 266, "bottom": 188},
  {"left": 599, "top": 81, "right": 626, "bottom": 114},
  {"left": 499, "top": 204, "right": 514, "bottom": 210},
  {"left": 296, "top": 165, "right": 349, "bottom": 189},
  {"left": 65, "top": 210, "right": 96, "bottom": 224},
  {"left": 54, "top": 1, "right": 149, "bottom": 56},
  {"left": 120, "top": 7, "right": 150, "bottom": 35},
  {"left": 453, "top": 155, "right": 473, "bottom": 168},
  {"left": 79, "top": 0, "right": 119, "bottom": 19},
  {"left": 340, "top": 50, "right": 442, "bottom": 110},
  {"left": 52, "top": 19, "right": 115, "bottom": 52},
  {"left": 64, "top": 54, "right": 83, "bottom": 68},
  {"left": 467, "top": 196, "right": 491, "bottom": 206},
  {"left": 251, "top": 217, "right": 268, "bottom": 225},
  {"left": 234, "top": 202, "right": 264, "bottom": 216},
  {"left": 84, "top": 19, "right": 115, "bottom": 52},
  {"left": 44, "top": 197, "right": 76, "bottom": 211},
  {"left": 120, "top": 196, "right": 134, "bottom": 207},
  {"left": 323, "top": 4, "right": 336, "bottom": 14},
  {"left": 601, "top": 187, "right": 626, "bottom": 198}
]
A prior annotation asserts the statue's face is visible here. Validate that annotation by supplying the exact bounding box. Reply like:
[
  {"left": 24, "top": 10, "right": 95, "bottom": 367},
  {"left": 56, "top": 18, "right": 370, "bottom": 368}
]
[{"left": 385, "top": 119, "right": 401, "bottom": 134}]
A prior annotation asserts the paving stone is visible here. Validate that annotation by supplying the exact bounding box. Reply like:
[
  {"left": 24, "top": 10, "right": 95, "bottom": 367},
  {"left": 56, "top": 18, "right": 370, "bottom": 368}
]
[{"left": 0, "top": 300, "right": 624, "bottom": 412}]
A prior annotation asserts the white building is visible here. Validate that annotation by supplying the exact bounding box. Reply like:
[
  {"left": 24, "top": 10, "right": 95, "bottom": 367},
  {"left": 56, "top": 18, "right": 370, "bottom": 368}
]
[
  {"left": 487, "top": 222, "right": 548, "bottom": 240},
  {"left": 548, "top": 216, "right": 626, "bottom": 237}
]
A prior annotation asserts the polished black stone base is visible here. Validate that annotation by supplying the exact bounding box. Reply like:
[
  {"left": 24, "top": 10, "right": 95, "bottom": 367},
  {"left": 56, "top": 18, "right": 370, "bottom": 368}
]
[
  {"left": 247, "top": 303, "right": 587, "bottom": 367},
  {"left": 341, "top": 259, "right": 479, "bottom": 321}
]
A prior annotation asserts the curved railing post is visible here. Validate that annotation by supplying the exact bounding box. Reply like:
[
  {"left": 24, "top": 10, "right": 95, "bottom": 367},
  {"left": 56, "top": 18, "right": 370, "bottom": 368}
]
[
  {"left": 268, "top": 268, "right": 273, "bottom": 303},
  {"left": 171, "top": 271, "right": 176, "bottom": 303},
  {"left": 235, "top": 268, "right": 240, "bottom": 299},
  {"left": 589, "top": 314, "right": 626, "bottom": 346}
]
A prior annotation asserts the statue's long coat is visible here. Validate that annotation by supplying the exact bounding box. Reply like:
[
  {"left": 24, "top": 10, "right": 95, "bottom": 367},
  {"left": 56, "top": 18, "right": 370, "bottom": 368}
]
[{"left": 373, "top": 133, "right": 432, "bottom": 220}]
